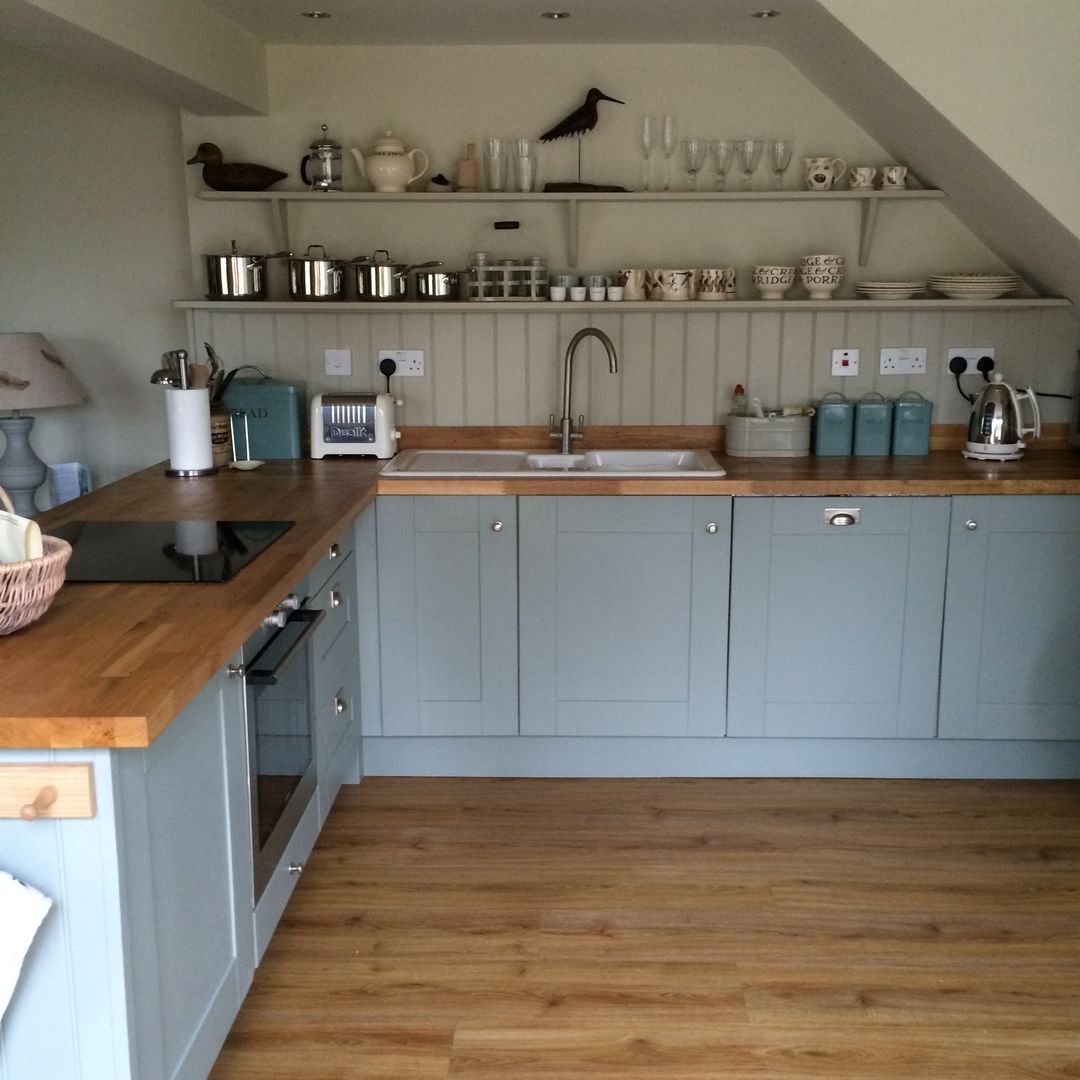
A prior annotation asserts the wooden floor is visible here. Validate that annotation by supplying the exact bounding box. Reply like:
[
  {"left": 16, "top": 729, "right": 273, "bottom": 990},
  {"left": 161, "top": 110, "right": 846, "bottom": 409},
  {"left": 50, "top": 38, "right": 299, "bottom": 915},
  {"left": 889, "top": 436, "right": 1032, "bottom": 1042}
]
[{"left": 210, "top": 777, "right": 1080, "bottom": 1079}]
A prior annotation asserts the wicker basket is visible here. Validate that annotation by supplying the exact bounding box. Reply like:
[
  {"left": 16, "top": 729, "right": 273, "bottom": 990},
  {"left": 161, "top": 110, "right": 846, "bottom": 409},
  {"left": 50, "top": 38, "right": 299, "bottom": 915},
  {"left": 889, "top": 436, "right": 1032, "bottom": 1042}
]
[{"left": 0, "top": 486, "right": 72, "bottom": 635}]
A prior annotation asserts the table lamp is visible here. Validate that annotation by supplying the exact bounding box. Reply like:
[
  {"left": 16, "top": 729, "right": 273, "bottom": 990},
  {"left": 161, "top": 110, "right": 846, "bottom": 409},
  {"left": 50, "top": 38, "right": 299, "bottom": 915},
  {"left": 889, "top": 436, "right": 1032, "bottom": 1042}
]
[{"left": 0, "top": 333, "right": 87, "bottom": 517}]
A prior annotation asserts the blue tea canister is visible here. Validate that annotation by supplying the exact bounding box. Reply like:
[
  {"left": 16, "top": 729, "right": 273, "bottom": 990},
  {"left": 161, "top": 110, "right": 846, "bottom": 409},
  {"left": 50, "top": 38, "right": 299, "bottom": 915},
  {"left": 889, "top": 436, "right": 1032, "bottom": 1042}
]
[
  {"left": 813, "top": 392, "right": 855, "bottom": 455},
  {"left": 891, "top": 390, "right": 933, "bottom": 455},
  {"left": 853, "top": 391, "right": 894, "bottom": 456}
]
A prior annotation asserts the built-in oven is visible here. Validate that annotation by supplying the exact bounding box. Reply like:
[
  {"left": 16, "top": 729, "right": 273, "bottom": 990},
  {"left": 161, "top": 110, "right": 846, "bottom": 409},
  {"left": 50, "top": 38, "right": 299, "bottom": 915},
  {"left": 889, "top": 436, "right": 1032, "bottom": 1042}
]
[{"left": 236, "top": 592, "right": 324, "bottom": 904}]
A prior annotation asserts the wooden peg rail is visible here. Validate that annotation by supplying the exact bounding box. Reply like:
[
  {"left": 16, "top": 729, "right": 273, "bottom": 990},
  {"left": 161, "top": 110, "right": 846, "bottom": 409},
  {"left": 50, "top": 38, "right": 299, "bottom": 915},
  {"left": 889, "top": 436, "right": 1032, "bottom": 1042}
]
[{"left": 0, "top": 764, "right": 96, "bottom": 819}]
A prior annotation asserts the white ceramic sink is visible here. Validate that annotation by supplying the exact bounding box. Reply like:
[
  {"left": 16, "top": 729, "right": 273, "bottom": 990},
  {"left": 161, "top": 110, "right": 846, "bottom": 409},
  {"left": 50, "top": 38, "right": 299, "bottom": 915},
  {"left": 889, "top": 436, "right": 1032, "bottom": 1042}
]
[{"left": 381, "top": 449, "right": 726, "bottom": 477}]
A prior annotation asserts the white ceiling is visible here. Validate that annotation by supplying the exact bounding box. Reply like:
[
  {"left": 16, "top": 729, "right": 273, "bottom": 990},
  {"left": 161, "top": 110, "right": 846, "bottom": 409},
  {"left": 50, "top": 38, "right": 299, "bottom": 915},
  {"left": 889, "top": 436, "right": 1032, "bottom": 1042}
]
[{"left": 198, "top": 0, "right": 798, "bottom": 46}]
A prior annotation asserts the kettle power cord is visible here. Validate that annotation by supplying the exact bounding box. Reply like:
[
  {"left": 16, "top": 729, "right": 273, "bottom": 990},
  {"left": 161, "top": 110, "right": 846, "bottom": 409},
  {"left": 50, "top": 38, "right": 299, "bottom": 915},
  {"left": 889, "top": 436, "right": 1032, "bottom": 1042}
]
[{"left": 948, "top": 353, "right": 1072, "bottom": 404}]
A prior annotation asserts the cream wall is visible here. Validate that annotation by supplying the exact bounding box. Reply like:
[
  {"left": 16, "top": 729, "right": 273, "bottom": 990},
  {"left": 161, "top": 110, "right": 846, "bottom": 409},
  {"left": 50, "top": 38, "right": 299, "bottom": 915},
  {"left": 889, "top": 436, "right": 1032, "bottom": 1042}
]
[
  {"left": 181, "top": 43, "right": 1077, "bottom": 430},
  {"left": 820, "top": 0, "right": 1080, "bottom": 239},
  {"left": 0, "top": 40, "right": 192, "bottom": 493}
]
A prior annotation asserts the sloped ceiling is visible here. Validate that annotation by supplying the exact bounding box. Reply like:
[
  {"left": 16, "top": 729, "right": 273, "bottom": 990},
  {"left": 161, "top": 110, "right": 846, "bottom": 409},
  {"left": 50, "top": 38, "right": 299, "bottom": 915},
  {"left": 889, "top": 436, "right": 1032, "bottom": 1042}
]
[{"left": 3, "top": 0, "right": 1079, "bottom": 308}]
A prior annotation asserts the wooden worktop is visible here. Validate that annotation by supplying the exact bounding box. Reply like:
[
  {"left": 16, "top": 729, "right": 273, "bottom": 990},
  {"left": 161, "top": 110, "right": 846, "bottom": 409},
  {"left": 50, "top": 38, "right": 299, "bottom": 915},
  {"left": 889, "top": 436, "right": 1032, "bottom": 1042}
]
[
  {"left": 3, "top": 444, "right": 1080, "bottom": 750},
  {"left": 0, "top": 460, "right": 381, "bottom": 750}
]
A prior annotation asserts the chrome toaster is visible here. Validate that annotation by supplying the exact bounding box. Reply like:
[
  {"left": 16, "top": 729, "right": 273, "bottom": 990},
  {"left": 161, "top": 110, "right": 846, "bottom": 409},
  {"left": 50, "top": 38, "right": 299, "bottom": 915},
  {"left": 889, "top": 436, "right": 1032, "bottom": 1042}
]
[{"left": 310, "top": 392, "right": 399, "bottom": 459}]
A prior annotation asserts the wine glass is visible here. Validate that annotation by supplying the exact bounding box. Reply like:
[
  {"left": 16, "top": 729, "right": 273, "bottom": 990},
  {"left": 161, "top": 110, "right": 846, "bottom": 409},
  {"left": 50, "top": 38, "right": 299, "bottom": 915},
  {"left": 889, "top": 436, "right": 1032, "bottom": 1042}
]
[
  {"left": 681, "top": 139, "right": 706, "bottom": 191},
  {"left": 660, "top": 115, "right": 678, "bottom": 191},
  {"left": 768, "top": 138, "right": 793, "bottom": 190},
  {"left": 711, "top": 139, "right": 735, "bottom": 191},
  {"left": 735, "top": 138, "right": 763, "bottom": 190},
  {"left": 640, "top": 116, "right": 655, "bottom": 192}
]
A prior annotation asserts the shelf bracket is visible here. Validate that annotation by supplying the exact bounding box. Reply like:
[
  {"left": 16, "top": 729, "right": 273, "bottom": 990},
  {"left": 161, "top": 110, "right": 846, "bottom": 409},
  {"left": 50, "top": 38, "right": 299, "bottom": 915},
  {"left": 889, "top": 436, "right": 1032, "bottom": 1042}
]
[
  {"left": 858, "top": 196, "right": 880, "bottom": 267},
  {"left": 565, "top": 198, "right": 579, "bottom": 268},
  {"left": 268, "top": 197, "right": 291, "bottom": 252}
]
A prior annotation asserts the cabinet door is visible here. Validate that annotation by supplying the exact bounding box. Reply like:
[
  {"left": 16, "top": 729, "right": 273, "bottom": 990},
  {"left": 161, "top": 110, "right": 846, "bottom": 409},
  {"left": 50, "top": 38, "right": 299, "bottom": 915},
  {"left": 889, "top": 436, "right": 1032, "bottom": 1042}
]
[
  {"left": 728, "top": 497, "right": 949, "bottom": 738},
  {"left": 940, "top": 496, "right": 1080, "bottom": 740},
  {"left": 377, "top": 495, "right": 518, "bottom": 735},
  {"left": 519, "top": 496, "right": 730, "bottom": 737}
]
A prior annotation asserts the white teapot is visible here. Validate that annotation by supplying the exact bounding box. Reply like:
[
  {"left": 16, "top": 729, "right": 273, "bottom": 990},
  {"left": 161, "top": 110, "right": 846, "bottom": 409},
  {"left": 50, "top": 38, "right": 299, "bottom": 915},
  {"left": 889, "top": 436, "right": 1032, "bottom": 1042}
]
[{"left": 350, "top": 131, "right": 429, "bottom": 193}]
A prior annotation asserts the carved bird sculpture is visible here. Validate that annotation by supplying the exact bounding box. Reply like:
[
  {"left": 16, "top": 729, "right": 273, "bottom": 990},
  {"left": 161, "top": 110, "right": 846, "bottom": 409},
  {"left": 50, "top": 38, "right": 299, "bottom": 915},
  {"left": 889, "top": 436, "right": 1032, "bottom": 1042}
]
[
  {"left": 186, "top": 143, "right": 288, "bottom": 192},
  {"left": 539, "top": 88, "right": 624, "bottom": 142}
]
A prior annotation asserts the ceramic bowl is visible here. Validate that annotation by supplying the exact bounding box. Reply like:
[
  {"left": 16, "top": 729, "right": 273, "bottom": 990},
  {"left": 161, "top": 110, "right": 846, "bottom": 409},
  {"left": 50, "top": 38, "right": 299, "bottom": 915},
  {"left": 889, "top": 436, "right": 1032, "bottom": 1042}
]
[
  {"left": 799, "top": 268, "right": 844, "bottom": 300},
  {"left": 800, "top": 254, "right": 845, "bottom": 270},
  {"left": 755, "top": 281, "right": 793, "bottom": 300}
]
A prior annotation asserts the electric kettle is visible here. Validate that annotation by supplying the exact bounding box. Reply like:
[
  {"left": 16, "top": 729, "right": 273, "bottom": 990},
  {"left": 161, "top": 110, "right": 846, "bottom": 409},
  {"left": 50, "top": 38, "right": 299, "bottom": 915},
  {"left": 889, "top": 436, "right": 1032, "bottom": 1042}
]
[{"left": 963, "top": 372, "right": 1041, "bottom": 461}]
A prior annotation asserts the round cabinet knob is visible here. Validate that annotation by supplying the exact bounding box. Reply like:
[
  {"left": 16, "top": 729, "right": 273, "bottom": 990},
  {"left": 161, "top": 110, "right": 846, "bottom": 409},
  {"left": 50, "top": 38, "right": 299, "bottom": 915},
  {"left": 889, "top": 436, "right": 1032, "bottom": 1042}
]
[
  {"left": 705, "top": 522, "right": 719, "bottom": 534},
  {"left": 491, "top": 521, "right": 504, "bottom": 532},
  {"left": 288, "top": 863, "right": 304, "bottom": 876},
  {"left": 329, "top": 543, "right": 340, "bottom": 559},
  {"left": 965, "top": 519, "right": 978, "bottom": 531},
  {"left": 226, "top": 663, "right": 245, "bottom": 679},
  {"left": 333, "top": 695, "right": 347, "bottom": 715},
  {"left": 329, "top": 588, "right": 342, "bottom": 609}
]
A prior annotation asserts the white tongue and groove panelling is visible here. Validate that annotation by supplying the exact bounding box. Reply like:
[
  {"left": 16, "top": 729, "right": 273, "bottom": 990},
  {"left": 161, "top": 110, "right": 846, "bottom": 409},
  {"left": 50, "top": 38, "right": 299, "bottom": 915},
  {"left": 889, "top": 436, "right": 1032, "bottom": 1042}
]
[{"left": 188, "top": 306, "right": 1079, "bottom": 429}]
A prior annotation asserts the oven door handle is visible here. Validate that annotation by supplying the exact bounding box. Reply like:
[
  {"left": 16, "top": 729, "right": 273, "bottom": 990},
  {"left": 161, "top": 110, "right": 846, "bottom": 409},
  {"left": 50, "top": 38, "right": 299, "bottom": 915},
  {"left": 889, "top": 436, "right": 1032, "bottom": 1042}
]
[{"left": 246, "top": 608, "right": 325, "bottom": 685}]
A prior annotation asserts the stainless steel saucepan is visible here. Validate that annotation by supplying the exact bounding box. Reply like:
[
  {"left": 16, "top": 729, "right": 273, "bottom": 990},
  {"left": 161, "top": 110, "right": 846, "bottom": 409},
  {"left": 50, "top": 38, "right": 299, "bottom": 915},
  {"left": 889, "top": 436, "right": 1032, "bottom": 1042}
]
[
  {"left": 288, "top": 244, "right": 346, "bottom": 300},
  {"left": 351, "top": 250, "right": 443, "bottom": 301},
  {"left": 203, "top": 240, "right": 288, "bottom": 301}
]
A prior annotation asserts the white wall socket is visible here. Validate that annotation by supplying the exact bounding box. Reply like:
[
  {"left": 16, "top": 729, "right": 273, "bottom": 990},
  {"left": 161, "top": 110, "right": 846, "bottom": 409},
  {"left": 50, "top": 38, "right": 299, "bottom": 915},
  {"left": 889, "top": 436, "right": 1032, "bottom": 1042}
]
[
  {"left": 377, "top": 348, "right": 424, "bottom": 376},
  {"left": 323, "top": 348, "right": 352, "bottom": 376},
  {"left": 947, "top": 346, "right": 995, "bottom": 374},
  {"left": 831, "top": 348, "right": 859, "bottom": 376},
  {"left": 879, "top": 346, "right": 927, "bottom": 375}
]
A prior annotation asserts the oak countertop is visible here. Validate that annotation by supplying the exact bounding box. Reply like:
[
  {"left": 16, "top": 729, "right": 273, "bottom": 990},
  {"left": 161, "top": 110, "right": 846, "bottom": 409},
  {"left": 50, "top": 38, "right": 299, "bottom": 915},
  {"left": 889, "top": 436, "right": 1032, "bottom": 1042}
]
[{"left": 3, "top": 449, "right": 1080, "bottom": 750}]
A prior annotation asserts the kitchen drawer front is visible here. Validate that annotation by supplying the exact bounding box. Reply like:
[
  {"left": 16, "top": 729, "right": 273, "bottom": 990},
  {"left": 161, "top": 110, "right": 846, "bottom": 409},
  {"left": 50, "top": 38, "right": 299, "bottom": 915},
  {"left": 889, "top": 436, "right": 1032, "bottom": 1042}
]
[
  {"left": 310, "top": 550, "right": 356, "bottom": 665},
  {"left": 308, "top": 524, "right": 357, "bottom": 600},
  {"left": 314, "top": 624, "right": 359, "bottom": 766},
  {"left": 253, "top": 791, "right": 318, "bottom": 964},
  {"left": 762, "top": 496, "right": 920, "bottom": 536},
  {"left": 319, "top": 709, "right": 360, "bottom": 825}
]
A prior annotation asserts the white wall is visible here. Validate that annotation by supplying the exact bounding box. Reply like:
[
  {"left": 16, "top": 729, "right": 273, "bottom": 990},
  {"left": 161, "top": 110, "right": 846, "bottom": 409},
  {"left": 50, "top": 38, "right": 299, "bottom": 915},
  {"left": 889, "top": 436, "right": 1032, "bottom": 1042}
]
[{"left": 0, "top": 40, "right": 192, "bottom": 493}]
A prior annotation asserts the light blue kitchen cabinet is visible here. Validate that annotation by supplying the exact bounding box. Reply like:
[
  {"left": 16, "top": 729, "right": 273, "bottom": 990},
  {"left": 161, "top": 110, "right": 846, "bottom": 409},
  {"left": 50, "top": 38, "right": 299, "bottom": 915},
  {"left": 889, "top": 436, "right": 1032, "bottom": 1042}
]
[
  {"left": 519, "top": 496, "right": 731, "bottom": 737},
  {"left": 728, "top": 496, "right": 950, "bottom": 738},
  {"left": 376, "top": 495, "right": 518, "bottom": 735},
  {"left": 309, "top": 516, "right": 363, "bottom": 826},
  {"left": 0, "top": 663, "right": 253, "bottom": 1080},
  {"left": 940, "top": 496, "right": 1080, "bottom": 740}
]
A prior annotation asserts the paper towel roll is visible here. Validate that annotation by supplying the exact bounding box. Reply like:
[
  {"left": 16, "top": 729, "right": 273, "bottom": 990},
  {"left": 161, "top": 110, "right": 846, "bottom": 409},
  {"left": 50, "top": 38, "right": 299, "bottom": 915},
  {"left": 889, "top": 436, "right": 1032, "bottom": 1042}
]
[{"left": 165, "top": 388, "right": 214, "bottom": 474}]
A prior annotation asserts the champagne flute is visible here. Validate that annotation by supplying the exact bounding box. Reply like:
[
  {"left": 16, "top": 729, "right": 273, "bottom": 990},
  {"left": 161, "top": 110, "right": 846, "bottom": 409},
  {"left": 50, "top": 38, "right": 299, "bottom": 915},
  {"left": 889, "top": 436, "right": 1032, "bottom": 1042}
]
[
  {"left": 661, "top": 115, "right": 677, "bottom": 191},
  {"left": 640, "top": 116, "right": 655, "bottom": 192},
  {"left": 711, "top": 139, "right": 735, "bottom": 192},
  {"left": 735, "top": 138, "right": 764, "bottom": 190},
  {"left": 681, "top": 138, "right": 707, "bottom": 191},
  {"left": 768, "top": 138, "right": 793, "bottom": 190}
]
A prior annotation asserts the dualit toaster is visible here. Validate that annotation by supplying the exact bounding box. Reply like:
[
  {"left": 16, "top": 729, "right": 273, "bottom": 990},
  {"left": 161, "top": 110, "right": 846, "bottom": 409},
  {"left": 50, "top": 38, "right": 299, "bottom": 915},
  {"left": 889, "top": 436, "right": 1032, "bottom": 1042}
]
[{"left": 310, "top": 392, "right": 399, "bottom": 459}]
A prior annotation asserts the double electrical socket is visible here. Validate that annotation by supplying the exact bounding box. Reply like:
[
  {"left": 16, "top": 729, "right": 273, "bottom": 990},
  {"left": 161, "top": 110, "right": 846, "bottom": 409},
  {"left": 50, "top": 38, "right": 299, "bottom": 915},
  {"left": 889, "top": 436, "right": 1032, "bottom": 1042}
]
[
  {"left": 947, "top": 346, "right": 995, "bottom": 374},
  {"left": 879, "top": 347, "right": 927, "bottom": 375},
  {"left": 377, "top": 349, "right": 424, "bottom": 376}
]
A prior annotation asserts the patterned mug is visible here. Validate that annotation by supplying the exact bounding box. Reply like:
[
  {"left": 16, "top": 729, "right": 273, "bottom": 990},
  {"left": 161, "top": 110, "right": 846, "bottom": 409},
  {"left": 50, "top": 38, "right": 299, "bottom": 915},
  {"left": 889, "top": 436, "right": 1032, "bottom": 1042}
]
[
  {"left": 617, "top": 268, "right": 648, "bottom": 301},
  {"left": 881, "top": 164, "right": 908, "bottom": 189},
  {"left": 848, "top": 166, "right": 877, "bottom": 189},
  {"left": 647, "top": 269, "right": 697, "bottom": 301}
]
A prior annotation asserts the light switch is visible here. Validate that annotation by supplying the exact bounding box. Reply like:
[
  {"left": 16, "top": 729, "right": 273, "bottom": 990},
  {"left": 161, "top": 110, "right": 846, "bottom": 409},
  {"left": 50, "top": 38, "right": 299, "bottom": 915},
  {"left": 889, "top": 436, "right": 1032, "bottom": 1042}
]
[
  {"left": 831, "top": 348, "right": 859, "bottom": 377},
  {"left": 324, "top": 348, "right": 352, "bottom": 376}
]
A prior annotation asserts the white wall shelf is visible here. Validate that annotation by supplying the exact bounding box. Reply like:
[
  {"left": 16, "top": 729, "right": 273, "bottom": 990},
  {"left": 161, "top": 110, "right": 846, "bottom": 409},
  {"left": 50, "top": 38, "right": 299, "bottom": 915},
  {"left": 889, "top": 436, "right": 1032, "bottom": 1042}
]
[
  {"left": 175, "top": 297, "right": 1069, "bottom": 314},
  {"left": 195, "top": 187, "right": 949, "bottom": 268}
]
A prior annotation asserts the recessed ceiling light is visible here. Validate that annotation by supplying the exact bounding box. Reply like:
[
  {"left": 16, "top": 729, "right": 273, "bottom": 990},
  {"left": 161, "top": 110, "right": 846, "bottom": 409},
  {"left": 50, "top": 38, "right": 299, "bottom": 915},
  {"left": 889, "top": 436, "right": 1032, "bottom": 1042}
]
[
  {"left": 752, "top": 9, "right": 781, "bottom": 18},
  {"left": 301, "top": 9, "right": 331, "bottom": 18},
  {"left": 541, "top": 11, "right": 572, "bottom": 19}
]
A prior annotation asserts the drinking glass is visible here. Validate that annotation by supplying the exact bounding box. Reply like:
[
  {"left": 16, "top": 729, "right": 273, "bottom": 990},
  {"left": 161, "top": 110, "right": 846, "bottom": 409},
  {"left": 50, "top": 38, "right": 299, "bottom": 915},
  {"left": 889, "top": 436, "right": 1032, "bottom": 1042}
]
[
  {"left": 512, "top": 137, "right": 537, "bottom": 192},
  {"left": 735, "top": 138, "right": 764, "bottom": 190},
  {"left": 483, "top": 137, "right": 507, "bottom": 192},
  {"left": 768, "top": 138, "right": 793, "bottom": 190},
  {"left": 640, "top": 116, "right": 655, "bottom": 192},
  {"left": 661, "top": 115, "right": 678, "bottom": 191},
  {"left": 710, "top": 139, "right": 735, "bottom": 191},
  {"left": 681, "top": 138, "right": 707, "bottom": 191}
]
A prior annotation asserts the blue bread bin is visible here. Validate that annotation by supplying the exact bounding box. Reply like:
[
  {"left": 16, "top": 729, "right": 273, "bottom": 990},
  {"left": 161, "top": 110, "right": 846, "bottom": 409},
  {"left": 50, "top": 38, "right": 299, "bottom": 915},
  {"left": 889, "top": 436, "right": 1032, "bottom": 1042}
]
[
  {"left": 853, "top": 391, "right": 894, "bottom": 456},
  {"left": 221, "top": 373, "right": 306, "bottom": 460},
  {"left": 891, "top": 391, "right": 933, "bottom": 455},
  {"left": 813, "top": 392, "right": 855, "bottom": 456}
]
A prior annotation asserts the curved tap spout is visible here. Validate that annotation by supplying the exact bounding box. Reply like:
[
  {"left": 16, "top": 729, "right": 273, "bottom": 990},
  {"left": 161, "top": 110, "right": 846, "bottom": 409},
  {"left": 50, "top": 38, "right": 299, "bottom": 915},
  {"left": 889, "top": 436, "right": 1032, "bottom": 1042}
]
[{"left": 553, "top": 328, "right": 620, "bottom": 455}]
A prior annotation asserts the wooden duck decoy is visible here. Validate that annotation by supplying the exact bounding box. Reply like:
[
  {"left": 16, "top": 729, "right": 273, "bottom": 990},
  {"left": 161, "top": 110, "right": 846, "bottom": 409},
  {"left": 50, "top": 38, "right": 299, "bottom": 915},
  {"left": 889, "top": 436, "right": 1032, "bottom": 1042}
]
[
  {"left": 539, "top": 87, "right": 624, "bottom": 142},
  {"left": 186, "top": 143, "right": 288, "bottom": 192}
]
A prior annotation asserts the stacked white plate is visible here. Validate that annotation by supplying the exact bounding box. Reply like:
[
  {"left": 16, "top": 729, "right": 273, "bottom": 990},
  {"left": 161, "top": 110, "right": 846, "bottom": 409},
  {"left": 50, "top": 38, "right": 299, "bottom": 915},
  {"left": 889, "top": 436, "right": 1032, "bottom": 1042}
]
[
  {"left": 855, "top": 280, "right": 926, "bottom": 300},
  {"left": 928, "top": 273, "right": 1020, "bottom": 300}
]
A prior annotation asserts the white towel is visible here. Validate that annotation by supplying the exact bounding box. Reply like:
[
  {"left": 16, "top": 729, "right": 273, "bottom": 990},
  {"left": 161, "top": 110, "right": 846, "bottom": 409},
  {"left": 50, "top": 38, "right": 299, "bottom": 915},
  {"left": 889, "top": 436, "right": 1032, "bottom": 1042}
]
[
  {"left": 0, "top": 870, "right": 53, "bottom": 1022},
  {"left": 0, "top": 511, "right": 43, "bottom": 564}
]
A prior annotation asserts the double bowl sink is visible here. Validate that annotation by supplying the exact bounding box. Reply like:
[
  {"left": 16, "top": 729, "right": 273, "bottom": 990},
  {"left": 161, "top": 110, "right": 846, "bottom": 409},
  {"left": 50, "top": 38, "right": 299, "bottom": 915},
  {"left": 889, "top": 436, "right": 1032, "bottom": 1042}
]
[{"left": 381, "top": 449, "right": 726, "bottom": 478}]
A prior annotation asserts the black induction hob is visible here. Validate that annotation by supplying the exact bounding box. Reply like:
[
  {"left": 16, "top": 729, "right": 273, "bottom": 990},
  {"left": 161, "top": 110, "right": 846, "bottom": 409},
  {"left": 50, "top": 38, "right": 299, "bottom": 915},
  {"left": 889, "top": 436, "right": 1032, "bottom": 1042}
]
[{"left": 52, "top": 520, "right": 294, "bottom": 583}]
